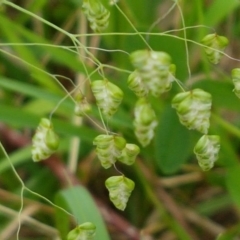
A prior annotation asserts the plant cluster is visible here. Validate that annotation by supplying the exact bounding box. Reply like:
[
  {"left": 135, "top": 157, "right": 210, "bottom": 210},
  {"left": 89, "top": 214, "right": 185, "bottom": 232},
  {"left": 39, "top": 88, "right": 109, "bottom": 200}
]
[{"left": 1, "top": 0, "right": 240, "bottom": 239}]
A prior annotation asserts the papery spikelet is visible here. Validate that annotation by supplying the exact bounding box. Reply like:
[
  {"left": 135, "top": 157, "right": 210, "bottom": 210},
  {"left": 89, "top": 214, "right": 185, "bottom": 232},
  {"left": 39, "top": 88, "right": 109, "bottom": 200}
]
[
  {"left": 105, "top": 175, "right": 135, "bottom": 211},
  {"left": 172, "top": 89, "right": 212, "bottom": 134},
  {"left": 201, "top": 34, "right": 229, "bottom": 64},
  {"left": 118, "top": 143, "right": 140, "bottom": 165},
  {"left": 91, "top": 79, "right": 123, "bottom": 118},
  {"left": 74, "top": 91, "right": 91, "bottom": 116},
  {"left": 82, "top": 0, "right": 110, "bottom": 32},
  {"left": 231, "top": 68, "right": 240, "bottom": 99},
  {"left": 134, "top": 98, "right": 158, "bottom": 147},
  {"left": 67, "top": 222, "right": 96, "bottom": 240},
  {"left": 127, "top": 71, "right": 148, "bottom": 97},
  {"left": 194, "top": 135, "right": 220, "bottom": 171},
  {"left": 130, "top": 50, "right": 176, "bottom": 97},
  {"left": 32, "top": 118, "right": 59, "bottom": 162},
  {"left": 93, "top": 134, "right": 126, "bottom": 169}
]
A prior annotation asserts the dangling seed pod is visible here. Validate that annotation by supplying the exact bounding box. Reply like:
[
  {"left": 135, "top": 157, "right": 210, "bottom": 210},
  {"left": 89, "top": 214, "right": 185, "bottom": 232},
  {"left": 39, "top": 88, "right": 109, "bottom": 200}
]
[
  {"left": 172, "top": 89, "right": 212, "bottom": 134},
  {"left": 231, "top": 68, "right": 240, "bottom": 99},
  {"left": 127, "top": 70, "right": 148, "bottom": 97},
  {"left": 133, "top": 98, "right": 158, "bottom": 147},
  {"left": 201, "top": 34, "right": 229, "bottom": 64},
  {"left": 129, "top": 50, "right": 176, "bottom": 97},
  {"left": 194, "top": 135, "right": 220, "bottom": 171},
  {"left": 105, "top": 175, "right": 135, "bottom": 211},
  {"left": 74, "top": 91, "right": 91, "bottom": 116},
  {"left": 67, "top": 222, "right": 96, "bottom": 240},
  {"left": 118, "top": 143, "right": 140, "bottom": 165},
  {"left": 91, "top": 79, "right": 123, "bottom": 118},
  {"left": 82, "top": 0, "right": 110, "bottom": 32},
  {"left": 32, "top": 118, "right": 59, "bottom": 162},
  {"left": 93, "top": 134, "right": 126, "bottom": 169}
]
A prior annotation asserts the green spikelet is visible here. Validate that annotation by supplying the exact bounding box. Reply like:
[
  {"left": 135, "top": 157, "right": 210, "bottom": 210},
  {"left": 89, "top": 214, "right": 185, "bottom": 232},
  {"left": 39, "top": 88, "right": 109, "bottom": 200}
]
[
  {"left": 133, "top": 98, "right": 158, "bottom": 147},
  {"left": 82, "top": 0, "right": 110, "bottom": 32},
  {"left": 118, "top": 143, "right": 140, "bottom": 165},
  {"left": 105, "top": 175, "right": 135, "bottom": 211},
  {"left": 91, "top": 79, "right": 123, "bottom": 118},
  {"left": 127, "top": 70, "right": 148, "bottom": 97},
  {"left": 231, "top": 68, "right": 240, "bottom": 99},
  {"left": 201, "top": 34, "right": 229, "bottom": 64},
  {"left": 67, "top": 222, "right": 96, "bottom": 240},
  {"left": 74, "top": 91, "right": 91, "bottom": 116},
  {"left": 93, "top": 134, "right": 126, "bottom": 169},
  {"left": 32, "top": 118, "right": 59, "bottom": 162},
  {"left": 130, "top": 50, "right": 176, "bottom": 97},
  {"left": 194, "top": 135, "right": 220, "bottom": 171},
  {"left": 172, "top": 89, "right": 212, "bottom": 134}
]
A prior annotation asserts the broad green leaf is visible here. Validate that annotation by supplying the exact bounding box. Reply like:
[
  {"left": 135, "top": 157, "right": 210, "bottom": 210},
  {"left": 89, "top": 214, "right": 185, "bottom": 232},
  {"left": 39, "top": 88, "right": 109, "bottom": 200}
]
[
  {"left": 155, "top": 105, "right": 192, "bottom": 174},
  {"left": 55, "top": 186, "right": 110, "bottom": 240}
]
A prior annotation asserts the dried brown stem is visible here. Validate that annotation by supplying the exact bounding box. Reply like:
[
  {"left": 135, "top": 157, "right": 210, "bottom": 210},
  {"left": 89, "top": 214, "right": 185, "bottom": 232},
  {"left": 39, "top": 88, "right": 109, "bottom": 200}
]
[
  {"left": 155, "top": 184, "right": 200, "bottom": 240},
  {"left": 137, "top": 160, "right": 199, "bottom": 240},
  {"left": 0, "top": 204, "right": 58, "bottom": 239}
]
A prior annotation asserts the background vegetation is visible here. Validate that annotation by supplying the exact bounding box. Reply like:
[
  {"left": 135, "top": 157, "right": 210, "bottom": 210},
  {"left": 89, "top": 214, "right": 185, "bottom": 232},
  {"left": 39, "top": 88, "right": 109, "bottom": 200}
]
[{"left": 1, "top": 0, "right": 240, "bottom": 239}]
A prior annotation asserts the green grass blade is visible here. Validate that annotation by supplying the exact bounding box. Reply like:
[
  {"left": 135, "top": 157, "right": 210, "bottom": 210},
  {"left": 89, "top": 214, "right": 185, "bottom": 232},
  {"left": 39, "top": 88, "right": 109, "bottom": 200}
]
[
  {"left": 55, "top": 186, "right": 110, "bottom": 240},
  {"left": 0, "top": 103, "right": 97, "bottom": 142},
  {"left": 204, "top": 0, "right": 240, "bottom": 26},
  {"left": 0, "top": 14, "right": 91, "bottom": 74},
  {"left": 0, "top": 146, "right": 31, "bottom": 174}
]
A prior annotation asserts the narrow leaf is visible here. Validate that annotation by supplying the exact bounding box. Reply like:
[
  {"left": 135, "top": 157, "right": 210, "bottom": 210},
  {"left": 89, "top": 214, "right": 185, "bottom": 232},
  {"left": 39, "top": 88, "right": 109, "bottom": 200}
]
[{"left": 55, "top": 186, "right": 110, "bottom": 240}]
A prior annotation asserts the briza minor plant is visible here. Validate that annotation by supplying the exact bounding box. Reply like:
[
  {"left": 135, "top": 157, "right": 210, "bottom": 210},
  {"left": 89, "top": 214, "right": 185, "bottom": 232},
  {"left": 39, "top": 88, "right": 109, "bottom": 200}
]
[{"left": 1, "top": 0, "right": 240, "bottom": 239}]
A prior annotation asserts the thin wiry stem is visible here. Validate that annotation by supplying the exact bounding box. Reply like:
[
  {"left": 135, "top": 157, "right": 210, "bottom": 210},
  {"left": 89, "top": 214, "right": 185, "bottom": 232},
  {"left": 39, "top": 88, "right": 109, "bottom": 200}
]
[
  {"left": 176, "top": 0, "right": 191, "bottom": 81},
  {"left": 0, "top": 141, "right": 75, "bottom": 239},
  {"left": 114, "top": 3, "right": 153, "bottom": 50}
]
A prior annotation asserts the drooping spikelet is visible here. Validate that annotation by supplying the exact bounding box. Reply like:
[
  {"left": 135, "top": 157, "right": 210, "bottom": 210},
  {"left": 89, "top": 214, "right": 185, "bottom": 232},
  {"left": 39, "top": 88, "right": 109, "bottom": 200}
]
[
  {"left": 93, "top": 134, "right": 126, "bottom": 169},
  {"left": 91, "top": 79, "right": 123, "bottom": 118},
  {"left": 74, "top": 91, "right": 91, "bottom": 117},
  {"left": 194, "top": 135, "right": 220, "bottom": 171},
  {"left": 105, "top": 175, "right": 135, "bottom": 211},
  {"left": 172, "top": 89, "right": 212, "bottom": 134},
  {"left": 82, "top": 0, "right": 110, "bottom": 32},
  {"left": 129, "top": 50, "right": 176, "bottom": 97},
  {"left": 67, "top": 222, "right": 96, "bottom": 240},
  {"left": 133, "top": 98, "right": 158, "bottom": 147},
  {"left": 231, "top": 68, "right": 240, "bottom": 99},
  {"left": 127, "top": 70, "right": 148, "bottom": 97},
  {"left": 201, "top": 34, "right": 229, "bottom": 64},
  {"left": 32, "top": 118, "right": 59, "bottom": 162},
  {"left": 118, "top": 143, "right": 140, "bottom": 165}
]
